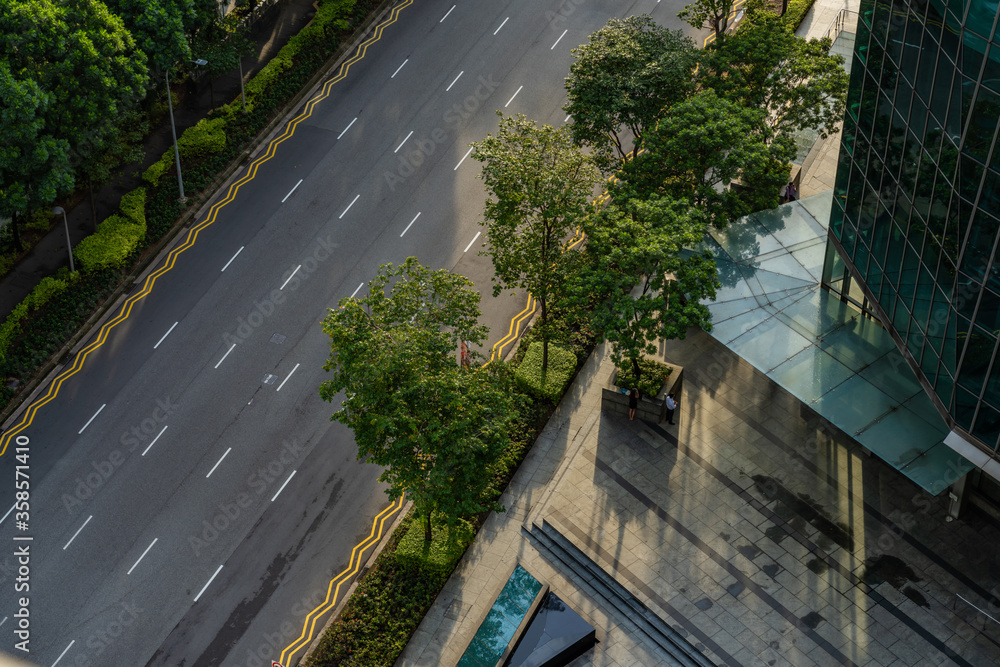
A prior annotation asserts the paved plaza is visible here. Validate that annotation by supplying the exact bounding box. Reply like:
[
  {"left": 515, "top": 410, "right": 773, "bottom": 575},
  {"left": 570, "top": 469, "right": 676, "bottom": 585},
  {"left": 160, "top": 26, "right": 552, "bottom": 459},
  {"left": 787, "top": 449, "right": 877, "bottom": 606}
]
[
  {"left": 396, "top": 2, "right": 1000, "bottom": 665},
  {"left": 397, "top": 332, "right": 1000, "bottom": 666}
]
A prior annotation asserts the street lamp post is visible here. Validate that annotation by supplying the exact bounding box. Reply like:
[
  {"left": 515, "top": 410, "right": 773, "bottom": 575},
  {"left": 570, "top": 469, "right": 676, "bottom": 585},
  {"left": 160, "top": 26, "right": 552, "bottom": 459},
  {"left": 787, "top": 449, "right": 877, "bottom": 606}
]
[
  {"left": 165, "top": 59, "right": 208, "bottom": 205},
  {"left": 52, "top": 206, "right": 75, "bottom": 273},
  {"left": 238, "top": 58, "right": 247, "bottom": 112}
]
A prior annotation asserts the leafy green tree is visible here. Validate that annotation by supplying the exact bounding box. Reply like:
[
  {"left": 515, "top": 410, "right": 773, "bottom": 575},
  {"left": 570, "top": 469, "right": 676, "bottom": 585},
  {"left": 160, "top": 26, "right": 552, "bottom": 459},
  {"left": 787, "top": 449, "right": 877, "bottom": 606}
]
[
  {"left": 104, "top": 0, "right": 191, "bottom": 72},
  {"left": 578, "top": 197, "right": 719, "bottom": 386},
  {"left": 191, "top": 12, "right": 255, "bottom": 107},
  {"left": 472, "top": 113, "right": 600, "bottom": 372},
  {"left": 320, "top": 258, "right": 516, "bottom": 542},
  {"left": 77, "top": 109, "right": 149, "bottom": 228},
  {"left": 615, "top": 89, "right": 794, "bottom": 228},
  {"left": 563, "top": 15, "right": 697, "bottom": 174},
  {"left": 0, "top": 63, "right": 73, "bottom": 250},
  {"left": 678, "top": 0, "right": 735, "bottom": 43},
  {"left": 698, "top": 5, "right": 849, "bottom": 140},
  {"left": 1, "top": 0, "right": 148, "bottom": 247}
]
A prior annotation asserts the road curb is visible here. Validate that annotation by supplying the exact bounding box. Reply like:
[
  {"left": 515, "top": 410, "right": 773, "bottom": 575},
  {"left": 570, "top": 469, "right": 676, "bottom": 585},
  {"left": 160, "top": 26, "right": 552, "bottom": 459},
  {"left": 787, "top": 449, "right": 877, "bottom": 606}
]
[
  {"left": 296, "top": 500, "right": 413, "bottom": 666},
  {"left": 0, "top": 0, "right": 403, "bottom": 435}
]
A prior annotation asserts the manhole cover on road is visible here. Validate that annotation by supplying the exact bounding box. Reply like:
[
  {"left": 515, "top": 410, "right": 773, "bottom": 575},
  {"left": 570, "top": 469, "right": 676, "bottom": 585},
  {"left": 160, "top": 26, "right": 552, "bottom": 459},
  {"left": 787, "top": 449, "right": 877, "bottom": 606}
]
[
  {"left": 262, "top": 373, "right": 278, "bottom": 385},
  {"left": 270, "top": 333, "right": 286, "bottom": 344}
]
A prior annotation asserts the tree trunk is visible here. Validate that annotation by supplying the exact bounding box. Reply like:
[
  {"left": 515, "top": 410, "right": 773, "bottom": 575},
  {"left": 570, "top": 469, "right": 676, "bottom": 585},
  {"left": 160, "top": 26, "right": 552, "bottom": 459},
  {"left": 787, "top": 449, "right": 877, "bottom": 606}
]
[
  {"left": 541, "top": 298, "right": 549, "bottom": 373},
  {"left": 10, "top": 211, "right": 22, "bottom": 252},
  {"left": 424, "top": 508, "right": 433, "bottom": 542},
  {"left": 89, "top": 185, "right": 98, "bottom": 231},
  {"left": 715, "top": 15, "right": 728, "bottom": 42}
]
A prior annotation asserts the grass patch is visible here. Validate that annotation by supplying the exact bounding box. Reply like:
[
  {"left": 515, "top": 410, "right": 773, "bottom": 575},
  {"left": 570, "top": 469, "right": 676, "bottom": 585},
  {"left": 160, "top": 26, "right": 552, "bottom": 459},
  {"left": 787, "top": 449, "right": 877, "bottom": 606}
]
[
  {"left": 395, "top": 515, "right": 475, "bottom": 574},
  {"left": 514, "top": 341, "right": 577, "bottom": 401}
]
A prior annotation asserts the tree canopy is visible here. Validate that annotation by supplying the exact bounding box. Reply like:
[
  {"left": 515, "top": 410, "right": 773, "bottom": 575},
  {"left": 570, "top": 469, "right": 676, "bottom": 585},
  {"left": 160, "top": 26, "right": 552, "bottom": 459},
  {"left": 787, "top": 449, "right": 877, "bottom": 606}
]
[
  {"left": 320, "top": 258, "right": 516, "bottom": 542},
  {"left": 472, "top": 113, "right": 600, "bottom": 372},
  {"left": 577, "top": 197, "right": 719, "bottom": 385},
  {"left": 563, "top": 15, "right": 697, "bottom": 174},
  {"left": 678, "top": 0, "right": 736, "bottom": 43},
  {"left": 0, "top": 62, "right": 73, "bottom": 244},
  {"left": 102, "top": 0, "right": 196, "bottom": 73},
  {"left": 698, "top": 5, "right": 849, "bottom": 139},
  {"left": 615, "top": 89, "right": 795, "bottom": 228},
  {"left": 0, "top": 0, "right": 148, "bottom": 244}
]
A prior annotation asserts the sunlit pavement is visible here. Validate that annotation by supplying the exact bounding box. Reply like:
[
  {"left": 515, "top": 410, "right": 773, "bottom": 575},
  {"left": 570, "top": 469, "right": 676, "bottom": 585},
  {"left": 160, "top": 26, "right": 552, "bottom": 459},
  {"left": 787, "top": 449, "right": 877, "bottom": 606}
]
[{"left": 400, "top": 332, "right": 1000, "bottom": 667}]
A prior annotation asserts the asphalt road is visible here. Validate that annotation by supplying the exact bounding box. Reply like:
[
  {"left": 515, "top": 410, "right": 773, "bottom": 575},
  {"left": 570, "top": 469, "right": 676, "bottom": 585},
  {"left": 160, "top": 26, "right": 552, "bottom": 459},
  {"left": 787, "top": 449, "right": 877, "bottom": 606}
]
[{"left": 0, "top": 1, "right": 701, "bottom": 666}]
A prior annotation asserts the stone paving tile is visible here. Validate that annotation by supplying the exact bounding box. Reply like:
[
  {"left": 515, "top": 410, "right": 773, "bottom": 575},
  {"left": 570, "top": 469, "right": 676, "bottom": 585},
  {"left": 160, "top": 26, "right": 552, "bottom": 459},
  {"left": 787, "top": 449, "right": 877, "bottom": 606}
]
[{"left": 399, "top": 326, "right": 1000, "bottom": 666}]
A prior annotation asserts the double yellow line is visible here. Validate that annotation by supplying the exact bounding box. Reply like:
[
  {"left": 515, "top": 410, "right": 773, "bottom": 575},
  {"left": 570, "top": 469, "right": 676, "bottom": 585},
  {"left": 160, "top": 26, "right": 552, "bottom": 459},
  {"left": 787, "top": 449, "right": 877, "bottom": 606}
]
[
  {"left": 279, "top": 496, "right": 404, "bottom": 665},
  {"left": 703, "top": 0, "right": 748, "bottom": 48},
  {"left": 0, "top": 0, "right": 415, "bottom": 456}
]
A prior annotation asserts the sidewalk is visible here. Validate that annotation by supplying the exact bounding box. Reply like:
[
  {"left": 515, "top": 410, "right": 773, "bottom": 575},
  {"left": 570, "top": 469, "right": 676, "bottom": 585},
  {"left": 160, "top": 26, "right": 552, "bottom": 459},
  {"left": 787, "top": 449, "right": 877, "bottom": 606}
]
[
  {"left": 0, "top": 0, "right": 320, "bottom": 317},
  {"left": 795, "top": 0, "right": 859, "bottom": 198},
  {"left": 397, "top": 331, "right": 1000, "bottom": 666}
]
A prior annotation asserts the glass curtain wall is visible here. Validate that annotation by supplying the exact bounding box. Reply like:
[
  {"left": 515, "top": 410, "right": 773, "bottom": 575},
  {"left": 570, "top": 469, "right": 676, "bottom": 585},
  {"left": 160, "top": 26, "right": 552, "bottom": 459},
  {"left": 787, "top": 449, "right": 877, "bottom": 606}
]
[{"left": 825, "top": 0, "right": 1000, "bottom": 455}]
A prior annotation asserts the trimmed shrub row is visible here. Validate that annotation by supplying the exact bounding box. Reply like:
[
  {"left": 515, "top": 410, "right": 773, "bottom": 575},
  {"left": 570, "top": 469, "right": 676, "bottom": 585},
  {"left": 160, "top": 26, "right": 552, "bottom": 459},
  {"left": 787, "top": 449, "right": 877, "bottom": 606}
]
[
  {"left": 0, "top": 273, "right": 78, "bottom": 363},
  {"left": 614, "top": 357, "right": 673, "bottom": 398},
  {"left": 514, "top": 341, "right": 578, "bottom": 401},
  {"left": 781, "top": 0, "right": 817, "bottom": 30},
  {"left": 0, "top": 0, "right": 389, "bottom": 410}
]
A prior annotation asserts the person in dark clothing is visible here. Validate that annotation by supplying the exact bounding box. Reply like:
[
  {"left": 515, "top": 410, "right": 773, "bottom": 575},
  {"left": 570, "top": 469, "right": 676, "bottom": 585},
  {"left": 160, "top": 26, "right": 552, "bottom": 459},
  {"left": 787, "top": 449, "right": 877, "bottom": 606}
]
[
  {"left": 628, "top": 388, "right": 639, "bottom": 420},
  {"left": 663, "top": 393, "right": 677, "bottom": 425},
  {"left": 784, "top": 181, "right": 797, "bottom": 202}
]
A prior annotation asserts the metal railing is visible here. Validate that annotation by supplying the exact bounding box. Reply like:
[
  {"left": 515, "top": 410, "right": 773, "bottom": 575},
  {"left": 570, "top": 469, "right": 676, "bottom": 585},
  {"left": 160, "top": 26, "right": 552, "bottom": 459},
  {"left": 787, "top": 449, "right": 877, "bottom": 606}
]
[
  {"left": 237, "top": 0, "right": 282, "bottom": 33},
  {"left": 825, "top": 8, "right": 860, "bottom": 42}
]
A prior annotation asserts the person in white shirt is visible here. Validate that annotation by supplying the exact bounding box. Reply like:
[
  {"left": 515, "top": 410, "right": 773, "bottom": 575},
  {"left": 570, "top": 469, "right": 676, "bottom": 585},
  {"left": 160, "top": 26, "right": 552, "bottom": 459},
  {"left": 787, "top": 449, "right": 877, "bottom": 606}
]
[{"left": 663, "top": 393, "right": 677, "bottom": 425}]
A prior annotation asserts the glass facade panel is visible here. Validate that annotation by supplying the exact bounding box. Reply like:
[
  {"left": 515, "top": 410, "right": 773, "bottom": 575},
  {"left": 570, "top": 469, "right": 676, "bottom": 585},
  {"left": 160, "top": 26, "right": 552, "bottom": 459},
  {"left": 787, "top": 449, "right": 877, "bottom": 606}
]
[
  {"left": 829, "top": 0, "right": 1000, "bottom": 456},
  {"left": 972, "top": 401, "right": 1000, "bottom": 451},
  {"left": 965, "top": 0, "right": 999, "bottom": 37},
  {"left": 966, "top": 88, "right": 1000, "bottom": 162},
  {"left": 983, "top": 44, "right": 1000, "bottom": 93}
]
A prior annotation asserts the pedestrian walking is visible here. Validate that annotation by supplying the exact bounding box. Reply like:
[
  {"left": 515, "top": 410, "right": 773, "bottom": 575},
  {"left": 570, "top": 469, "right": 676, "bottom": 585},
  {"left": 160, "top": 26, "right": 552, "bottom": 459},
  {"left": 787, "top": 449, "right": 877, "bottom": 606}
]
[
  {"left": 664, "top": 393, "right": 677, "bottom": 425},
  {"left": 628, "top": 387, "right": 639, "bottom": 420},
  {"left": 784, "top": 181, "right": 797, "bottom": 202}
]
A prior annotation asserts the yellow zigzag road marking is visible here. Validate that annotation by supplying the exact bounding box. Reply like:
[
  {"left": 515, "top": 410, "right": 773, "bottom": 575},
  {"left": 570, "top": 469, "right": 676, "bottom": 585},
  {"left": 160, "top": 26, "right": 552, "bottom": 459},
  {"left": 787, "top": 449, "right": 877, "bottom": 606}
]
[
  {"left": 490, "top": 295, "right": 537, "bottom": 362},
  {"left": 279, "top": 496, "right": 405, "bottom": 665},
  {"left": 703, "top": 0, "right": 748, "bottom": 48},
  {"left": 0, "top": 0, "right": 415, "bottom": 456}
]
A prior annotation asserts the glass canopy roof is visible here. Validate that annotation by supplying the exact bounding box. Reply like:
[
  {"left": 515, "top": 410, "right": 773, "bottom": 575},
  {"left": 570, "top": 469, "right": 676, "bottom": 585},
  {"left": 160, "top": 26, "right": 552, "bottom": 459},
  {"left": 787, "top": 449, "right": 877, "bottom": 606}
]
[{"left": 700, "top": 192, "right": 974, "bottom": 495}]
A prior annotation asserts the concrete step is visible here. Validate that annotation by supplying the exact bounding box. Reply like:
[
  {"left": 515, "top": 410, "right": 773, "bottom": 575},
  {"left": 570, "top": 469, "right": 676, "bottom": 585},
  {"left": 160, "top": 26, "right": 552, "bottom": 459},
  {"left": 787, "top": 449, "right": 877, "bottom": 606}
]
[{"left": 525, "top": 519, "right": 725, "bottom": 667}]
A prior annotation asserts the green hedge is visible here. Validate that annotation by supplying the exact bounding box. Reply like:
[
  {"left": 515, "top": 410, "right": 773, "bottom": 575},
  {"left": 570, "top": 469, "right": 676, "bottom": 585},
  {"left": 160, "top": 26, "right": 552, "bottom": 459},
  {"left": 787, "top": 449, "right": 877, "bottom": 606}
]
[
  {"left": 614, "top": 357, "right": 673, "bottom": 398},
  {"left": 0, "top": 268, "right": 120, "bottom": 405},
  {"left": 142, "top": 155, "right": 171, "bottom": 187},
  {"left": 0, "top": 274, "right": 76, "bottom": 362},
  {"left": 781, "top": 0, "right": 818, "bottom": 30},
  {"left": 119, "top": 187, "right": 147, "bottom": 225},
  {"left": 394, "top": 516, "right": 474, "bottom": 574},
  {"left": 0, "top": 0, "right": 390, "bottom": 413},
  {"left": 246, "top": 0, "right": 358, "bottom": 103},
  {"left": 306, "top": 513, "right": 451, "bottom": 667},
  {"left": 73, "top": 214, "right": 145, "bottom": 272},
  {"left": 515, "top": 341, "right": 577, "bottom": 401},
  {"left": 178, "top": 117, "right": 228, "bottom": 158}
]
